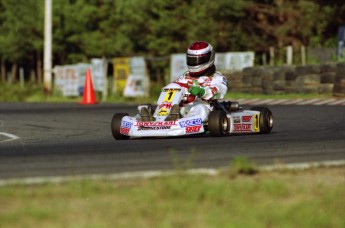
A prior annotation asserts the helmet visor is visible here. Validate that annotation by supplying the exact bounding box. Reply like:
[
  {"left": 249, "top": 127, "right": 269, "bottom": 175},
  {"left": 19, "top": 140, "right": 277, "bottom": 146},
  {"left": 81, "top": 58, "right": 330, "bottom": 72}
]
[{"left": 187, "top": 52, "right": 211, "bottom": 66}]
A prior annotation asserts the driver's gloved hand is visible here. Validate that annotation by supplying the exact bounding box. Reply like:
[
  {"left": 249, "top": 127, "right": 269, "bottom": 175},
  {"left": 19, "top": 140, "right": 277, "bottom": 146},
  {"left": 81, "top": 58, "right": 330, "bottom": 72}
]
[{"left": 188, "top": 85, "right": 205, "bottom": 97}]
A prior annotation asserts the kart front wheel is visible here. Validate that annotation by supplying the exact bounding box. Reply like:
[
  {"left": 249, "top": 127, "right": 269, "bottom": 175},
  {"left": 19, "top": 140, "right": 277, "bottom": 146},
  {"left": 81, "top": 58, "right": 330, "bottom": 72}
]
[
  {"left": 250, "top": 107, "right": 273, "bottom": 134},
  {"left": 111, "top": 113, "right": 130, "bottom": 140},
  {"left": 208, "top": 110, "right": 229, "bottom": 137}
]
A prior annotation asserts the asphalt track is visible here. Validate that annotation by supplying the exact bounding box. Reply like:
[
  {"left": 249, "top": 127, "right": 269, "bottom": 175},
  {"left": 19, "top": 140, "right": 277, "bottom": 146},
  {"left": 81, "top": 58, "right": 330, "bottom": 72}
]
[{"left": 0, "top": 102, "right": 344, "bottom": 180}]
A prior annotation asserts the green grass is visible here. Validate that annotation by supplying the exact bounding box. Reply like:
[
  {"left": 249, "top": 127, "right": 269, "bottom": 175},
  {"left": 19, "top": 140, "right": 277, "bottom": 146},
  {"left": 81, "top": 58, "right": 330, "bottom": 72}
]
[
  {"left": 0, "top": 166, "right": 344, "bottom": 227},
  {"left": 225, "top": 92, "right": 333, "bottom": 100},
  {"left": 0, "top": 82, "right": 158, "bottom": 103},
  {"left": 0, "top": 82, "right": 79, "bottom": 103},
  {"left": 0, "top": 82, "right": 335, "bottom": 103}
]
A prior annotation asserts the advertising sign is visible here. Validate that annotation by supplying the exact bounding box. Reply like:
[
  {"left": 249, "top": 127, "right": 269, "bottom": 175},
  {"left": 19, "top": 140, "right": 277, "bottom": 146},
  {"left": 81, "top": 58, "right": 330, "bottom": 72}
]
[
  {"left": 123, "top": 74, "right": 147, "bottom": 97},
  {"left": 215, "top": 53, "right": 226, "bottom": 71},
  {"left": 170, "top": 54, "right": 187, "bottom": 82},
  {"left": 223, "top": 52, "right": 255, "bottom": 72},
  {"left": 113, "top": 57, "right": 130, "bottom": 93},
  {"left": 170, "top": 52, "right": 255, "bottom": 82},
  {"left": 53, "top": 65, "right": 79, "bottom": 96},
  {"left": 113, "top": 57, "right": 149, "bottom": 97},
  {"left": 76, "top": 63, "right": 91, "bottom": 95},
  {"left": 54, "top": 65, "right": 64, "bottom": 93},
  {"left": 91, "top": 58, "right": 106, "bottom": 92},
  {"left": 130, "top": 57, "right": 146, "bottom": 76},
  {"left": 123, "top": 57, "right": 149, "bottom": 97}
]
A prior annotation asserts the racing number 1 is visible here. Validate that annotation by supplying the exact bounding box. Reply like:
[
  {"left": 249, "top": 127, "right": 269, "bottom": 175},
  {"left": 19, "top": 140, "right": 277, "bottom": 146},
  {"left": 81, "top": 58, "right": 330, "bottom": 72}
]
[{"left": 164, "top": 91, "right": 175, "bottom": 102}]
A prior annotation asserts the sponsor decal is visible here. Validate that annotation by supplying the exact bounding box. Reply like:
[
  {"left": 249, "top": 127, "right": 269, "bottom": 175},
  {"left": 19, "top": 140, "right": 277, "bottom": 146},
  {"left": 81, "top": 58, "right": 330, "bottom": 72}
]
[
  {"left": 179, "top": 118, "right": 202, "bottom": 128},
  {"left": 222, "top": 77, "right": 228, "bottom": 86},
  {"left": 242, "top": 116, "right": 252, "bottom": 122},
  {"left": 211, "top": 87, "right": 219, "bottom": 95},
  {"left": 120, "top": 128, "right": 130, "bottom": 135},
  {"left": 253, "top": 114, "right": 260, "bottom": 132},
  {"left": 138, "top": 126, "right": 171, "bottom": 131},
  {"left": 159, "top": 103, "right": 173, "bottom": 109},
  {"left": 202, "top": 78, "right": 212, "bottom": 87},
  {"left": 121, "top": 121, "right": 132, "bottom": 128},
  {"left": 163, "top": 88, "right": 181, "bottom": 92},
  {"left": 135, "top": 121, "right": 177, "bottom": 126},
  {"left": 233, "top": 116, "right": 241, "bottom": 123},
  {"left": 186, "top": 125, "right": 202, "bottom": 133},
  {"left": 158, "top": 108, "right": 168, "bottom": 116},
  {"left": 233, "top": 124, "right": 252, "bottom": 132},
  {"left": 120, "top": 121, "right": 132, "bottom": 135}
]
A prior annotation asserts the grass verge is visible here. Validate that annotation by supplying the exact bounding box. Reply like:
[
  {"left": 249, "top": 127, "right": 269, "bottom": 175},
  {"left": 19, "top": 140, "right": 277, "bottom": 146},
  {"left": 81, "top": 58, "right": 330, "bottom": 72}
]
[
  {"left": 1, "top": 82, "right": 335, "bottom": 103},
  {"left": 0, "top": 166, "right": 344, "bottom": 227},
  {"left": 225, "top": 91, "right": 333, "bottom": 100}
]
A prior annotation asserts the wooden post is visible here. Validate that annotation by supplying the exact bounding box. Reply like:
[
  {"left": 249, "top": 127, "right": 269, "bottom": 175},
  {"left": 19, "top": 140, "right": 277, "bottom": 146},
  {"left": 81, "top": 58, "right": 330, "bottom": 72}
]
[
  {"left": 102, "top": 57, "right": 108, "bottom": 102},
  {"left": 286, "top": 45, "right": 293, "bottom": 65},
  {"left": 19, "top": 67, "right": 24, "bottom": 88},
  {"left": 1, "top": 59, "right": 6, "bottom": 83},
  {"left": 262, "top": 53, "right": 267, "bottom": 66},
  {"left": 269, "top": 47, "right": 275, "bottom": 66},
  {"left": 7, "top": 72, "right": 11, "bottom": 84},
  {"left": 301, "top": 45, "right": 306, "bottom": 66}
]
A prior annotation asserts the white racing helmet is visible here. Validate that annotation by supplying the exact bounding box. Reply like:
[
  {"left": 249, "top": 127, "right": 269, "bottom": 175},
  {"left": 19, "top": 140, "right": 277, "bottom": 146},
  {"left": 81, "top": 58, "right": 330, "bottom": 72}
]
[{"left": 186, "top": 41, "right": 215, "bottom": 76}]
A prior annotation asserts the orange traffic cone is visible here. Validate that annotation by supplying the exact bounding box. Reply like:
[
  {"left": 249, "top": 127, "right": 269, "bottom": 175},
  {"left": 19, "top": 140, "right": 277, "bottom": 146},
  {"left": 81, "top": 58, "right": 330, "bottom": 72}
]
[{"left": 80, "top": 68, "right": 97, "bottom": 105}]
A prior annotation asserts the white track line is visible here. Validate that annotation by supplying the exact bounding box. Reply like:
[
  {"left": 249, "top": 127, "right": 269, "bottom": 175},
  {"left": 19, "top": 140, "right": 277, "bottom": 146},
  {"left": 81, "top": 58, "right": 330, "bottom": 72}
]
[
  {"left": 260, "top": 160, "right": 345, "bottom": 171},
  {"left": 0, "top": 160, "right": 344, "bottom": 187},
  {"left": 0, "top": 132, "right": 20, "bottom": 143}
]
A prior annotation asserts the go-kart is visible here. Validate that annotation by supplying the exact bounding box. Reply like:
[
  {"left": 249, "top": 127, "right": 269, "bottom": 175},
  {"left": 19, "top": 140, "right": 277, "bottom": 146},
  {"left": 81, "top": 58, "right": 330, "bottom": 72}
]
[{"left": 111, "top": 82, "right": 273, "bottom": 140}]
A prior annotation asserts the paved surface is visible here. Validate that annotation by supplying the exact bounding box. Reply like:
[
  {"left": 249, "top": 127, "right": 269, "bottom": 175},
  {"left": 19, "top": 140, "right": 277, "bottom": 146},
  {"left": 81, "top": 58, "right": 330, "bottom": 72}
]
[{"left": 0, "top": 101, "right": 344, "bottom": 180}]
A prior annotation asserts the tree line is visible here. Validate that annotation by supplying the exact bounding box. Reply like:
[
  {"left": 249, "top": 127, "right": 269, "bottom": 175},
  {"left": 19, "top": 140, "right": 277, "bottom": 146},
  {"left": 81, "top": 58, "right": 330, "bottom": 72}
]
[{"left": 0, "top": 0, "right": 344, "bottom": 83}]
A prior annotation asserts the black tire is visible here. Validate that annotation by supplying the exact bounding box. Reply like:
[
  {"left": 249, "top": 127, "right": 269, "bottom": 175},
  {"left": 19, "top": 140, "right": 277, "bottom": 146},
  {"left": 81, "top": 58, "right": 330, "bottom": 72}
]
[
  {"left": 320, "top": 63, "right": 336, "bottom": 73},
  {"left": 333, "top": 83, "right": 345, "bottom": 97},
  {"left": 111, "top": 113, "right": 130, "bottom": 140},
  {"left": 250, "top": 107, "right": 273, "bottom": 134},
  {"left": 208, "top": 110, "right": 229, "bottom": 137},
  {"left": 320, "top": 72, "right": 336, "bottom": 84},
  {"left": 336, "top": 62, "right": 345, "bottom": 75}
]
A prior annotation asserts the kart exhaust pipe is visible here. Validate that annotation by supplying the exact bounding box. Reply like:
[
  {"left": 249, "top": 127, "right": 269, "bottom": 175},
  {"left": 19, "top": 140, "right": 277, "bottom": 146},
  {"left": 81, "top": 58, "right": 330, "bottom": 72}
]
[
  {"left": 213, "top": 101, "right": 242, "bottom": 113},
  {"left": 230, "top": 102, "right": 242, "bottom": 111}
]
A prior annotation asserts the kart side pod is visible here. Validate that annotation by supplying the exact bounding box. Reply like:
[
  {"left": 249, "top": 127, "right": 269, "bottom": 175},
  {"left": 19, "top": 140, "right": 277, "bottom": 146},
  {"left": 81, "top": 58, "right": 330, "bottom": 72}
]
[{"left": 207, "top": 106, "right": 273, "bottom": 137}]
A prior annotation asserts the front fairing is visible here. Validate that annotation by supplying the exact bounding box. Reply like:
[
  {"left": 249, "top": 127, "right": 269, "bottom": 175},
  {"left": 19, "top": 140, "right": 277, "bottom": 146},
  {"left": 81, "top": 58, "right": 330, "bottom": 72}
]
[{"left": 120, "top": 115, "right": 205, "bottom": 137}]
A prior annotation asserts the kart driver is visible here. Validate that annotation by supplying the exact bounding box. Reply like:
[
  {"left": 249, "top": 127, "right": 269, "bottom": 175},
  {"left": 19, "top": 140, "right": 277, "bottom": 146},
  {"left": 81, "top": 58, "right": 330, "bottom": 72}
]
[
  {"left": 166, "top": 41, "right": 228, "bottom": 121},
  {"left": 140, "top": 41, "right": 228, "bottom": 122}
]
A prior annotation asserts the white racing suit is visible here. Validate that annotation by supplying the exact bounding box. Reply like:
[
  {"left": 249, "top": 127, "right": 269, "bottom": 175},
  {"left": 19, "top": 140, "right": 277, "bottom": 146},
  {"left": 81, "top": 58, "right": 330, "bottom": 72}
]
[{"left": 174, "top": 71, "right": 228, "bottom": 121}]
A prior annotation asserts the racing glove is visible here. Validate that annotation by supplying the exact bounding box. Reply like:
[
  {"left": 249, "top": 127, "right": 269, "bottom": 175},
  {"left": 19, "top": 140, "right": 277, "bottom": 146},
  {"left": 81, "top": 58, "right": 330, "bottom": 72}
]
[{"left": 188, "top": 85, "right": 205, "bottom": 97}]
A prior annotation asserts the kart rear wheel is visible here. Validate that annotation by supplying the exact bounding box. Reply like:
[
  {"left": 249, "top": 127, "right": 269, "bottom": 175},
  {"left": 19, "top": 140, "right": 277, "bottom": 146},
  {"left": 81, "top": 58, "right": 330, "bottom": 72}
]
[
  {"left": 250, "top": 107, "right": 273, "bottom": 134},
  {"left": 208, "top": 110, "right": 229, "bottom": 137},
  {"left": 111, "top": 113, "right": 130, "bottom": 140}
]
